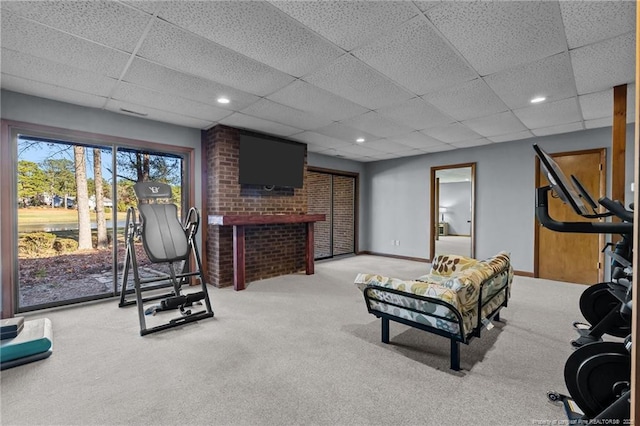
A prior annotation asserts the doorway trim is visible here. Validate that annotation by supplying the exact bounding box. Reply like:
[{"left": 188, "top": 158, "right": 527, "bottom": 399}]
[{"left": 429, "top": 162, "right": 476, "bottom": 262}]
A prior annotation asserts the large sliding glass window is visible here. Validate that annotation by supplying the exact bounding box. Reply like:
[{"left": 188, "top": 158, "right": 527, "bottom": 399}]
[{"left": 14, "top": 131, "right": 187, "bottom": 313}]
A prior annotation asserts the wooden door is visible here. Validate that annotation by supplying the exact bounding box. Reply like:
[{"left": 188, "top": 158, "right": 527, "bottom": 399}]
[{"left": 536, "top": 149, "right": 605, "bottom": 284}]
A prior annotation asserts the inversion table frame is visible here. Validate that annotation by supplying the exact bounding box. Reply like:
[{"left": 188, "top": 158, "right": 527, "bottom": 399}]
[{"left": 119, "top": 182, "right": 214, "bottom": 335}]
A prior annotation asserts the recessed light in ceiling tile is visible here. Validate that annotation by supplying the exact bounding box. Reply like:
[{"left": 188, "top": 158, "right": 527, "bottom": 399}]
[
  {"left": 356, "top": 138, "right": 365, "bottom": 143},
  {"left": 530, "top": 96, "right": 546, "bottom": 104},
  {"left": 217, "top": 97, "right": 230, "bottom": 104}
]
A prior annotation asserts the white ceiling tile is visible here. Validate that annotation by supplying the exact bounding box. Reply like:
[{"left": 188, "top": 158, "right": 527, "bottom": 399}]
[
  {"left": 423, "top": 78, "right": 508, "bottom": 121},
  {"left": 1, "top": 11, "right": 129, "bottom": 79},
  {"left": 353, "top": 16, "right": 477, "bottom": 95},
  {"left": 461, "top": 111, "right": 527, "bottom": 138},
  {"left": 241, "top": 99, "right": 334, "bottom": 130},
  {"left": 579, "top": 90, "right": 612, "bottom": 121},
  {"left": 105, "top": 99, "right": 214, "bottom": 129},
  {"left": 303, "top": 54, "right": 414, "bottom": 109},
  {"left": 219, "top": 113, "right": 301, "bottom": 137},
  {"left": 2, "top": 49, "right": 117, "bottom": 97},
  {"left": 155, "top": 1, "right": 343, "bottom": 77},
  {"left": 387, "top": 131, "right": 448, "bottom": 149},
  {"left": 484, "top": 52, "right": 577, "bottom": 110},
  {"left": 123, "top": 58, "right": 260, "bottom": 111},
  {"left": 312, "top": 122, "right": 380, "bottom": 144},
  {"left": 513, "top": 98, "right": 582, "bottom": 129},
  {"left": 489, "top": 130, "right": 535, "bottom": 144},
  {"left": 339, "top": 111, "right": 415, "bottom": 138},
  {"left": 421, "top": 123, "right": 481, "bottom": 143},
  {"left": 370, "top": 152, "right": 405, "bottom": 161},
  {"left": 122, "top": 1, "right": 159, "bottom": 14},
  {"left": 414, "top": 1, "right": 442, "bottom": 13},
  {"left": 138, "top": 19, "right": 295, "bottom": 97},
  {"left": 335, "top": 143, "right": 385, "bottom": 157},
  {"left": 571, "top": 31, "right": 636, "bottom": 95},
  {"left": 305, "top": 144, "right": 332, "bottom": 154},
  {"left": 375, "top": 97, "right": 454, "bottom": 130},
  {"left": 560, "top": 1, "right": 636, "bottom": 49},
  {"left": 111, "top": 81, "right": 232, "bottom": 122},
  {"left": 269, "top": 1, "right": 418, "bottom": 51},
  {"left": 1, "top": 75, "right": 107, "bottom": 109},
  {"left": 2, "top": 0, "right": 150, "bottom": 53},
  {"left": 426, "top": 1, "right": 566, "bottom": 75},
  {"left": 532, "top": 122, "right": 584, "bottom": 137},
  {"left": 584, "top": 117, "right": 613, "bottom": 130},
  {"left": 358, "top": 139, "right": 416, "bottom": 154},
  {"left": 266, "top": 80, "right": 368, "bottom": 122},
  {"left": 291, "top": 131, "right": 352, "bottom": 149},
  {"left": 417, "top": 144, "right": 456, "bottom": 153},
  {"left": 448, "top": 138, "right": 493, "bottom": 149}
]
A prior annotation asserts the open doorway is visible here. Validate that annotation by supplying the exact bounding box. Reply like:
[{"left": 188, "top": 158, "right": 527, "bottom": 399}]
[{"left": 430, "top": 163, "right": 476, "bottom": 261}]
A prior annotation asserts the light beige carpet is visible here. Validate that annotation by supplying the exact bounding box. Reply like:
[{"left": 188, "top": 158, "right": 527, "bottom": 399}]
[{"left": 1, "top": 255, "right": 588, "bottom": 425}]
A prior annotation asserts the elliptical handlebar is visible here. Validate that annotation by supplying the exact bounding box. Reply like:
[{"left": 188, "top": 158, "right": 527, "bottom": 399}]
[{"left": 536, "top": 186, "right": 634, "bottom": 234}]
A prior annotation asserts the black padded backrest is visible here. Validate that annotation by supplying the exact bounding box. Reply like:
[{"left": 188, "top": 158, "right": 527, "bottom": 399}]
[{"left": 134, "top": 182, "right": 188, "bottom": 263}]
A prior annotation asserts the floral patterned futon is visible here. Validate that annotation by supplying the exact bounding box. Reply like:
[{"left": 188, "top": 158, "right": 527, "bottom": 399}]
[{"left": 354, "top": 252, "right": 513, "bottom": 338}]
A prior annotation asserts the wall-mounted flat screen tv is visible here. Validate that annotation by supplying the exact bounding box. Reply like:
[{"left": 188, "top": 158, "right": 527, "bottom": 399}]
[{"left": 239, "top": 134, "right": 305, "bottom": 188}]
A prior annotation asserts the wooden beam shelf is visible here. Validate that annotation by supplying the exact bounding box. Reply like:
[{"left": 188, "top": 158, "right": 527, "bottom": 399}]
[{"left": 208, "top": 214, "right": 326, "bottom": 291}]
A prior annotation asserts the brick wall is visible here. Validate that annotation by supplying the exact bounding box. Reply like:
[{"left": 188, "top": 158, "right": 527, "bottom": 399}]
[
  {"left": 203, "top": 125, "right": 308, "bottom": 288},
  {"left": 332, "top": 175, "right": 355, "bottom": 255}
]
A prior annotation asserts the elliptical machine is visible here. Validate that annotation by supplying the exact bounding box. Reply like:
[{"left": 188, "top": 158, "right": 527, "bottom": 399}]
[{"left": 533, "top": 144, "right": 634, "bottom": 424}]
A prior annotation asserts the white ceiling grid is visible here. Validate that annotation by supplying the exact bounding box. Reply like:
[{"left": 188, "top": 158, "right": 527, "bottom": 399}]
[{"left": 0, "top": 0, "right": 636, "bottom": 163}]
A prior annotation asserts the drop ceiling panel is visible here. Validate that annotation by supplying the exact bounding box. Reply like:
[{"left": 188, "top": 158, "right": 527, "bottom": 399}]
[
  {"left": 1, "top": 0, "right": 150, "bottom": 53},
  {"left": 292, "top": 131, "right": 353, "bottom": 149},
  {"left": 2, "top": 49, "right": 117, "bottom": 97},
  {"left": 269, "top": 1, "right": 418, "bottom": 51},
  {"left": 426, "top": 1, "right": 566, "bottom": 76},
  {"left": 105, "top": 99, "right": 215, "bottom": 129},
  {"left": 421, "top": 123, "right": 481, "bottom": 144},
  {"left": 375, "top": 97, "right": 454, "bottom": 130},
  {"left": 353, "top": 17, "right": 477, "bottom": 95},
  {"left": 484, "top": 53, "right": 577, "bottom": 110},
  {"left": 111, "top": 81, "right": 232, "bottom": 122},
  {"left": 303, "top": 54, "right": 414, "bottom": 109},
  {"left": 448, "top": 138, "right": 493, "bottom": 149},
  {"left": 462, "top": 111, "right": 527, "bottom": 138},
  {"left": 1, "top": 74, "right": 107, "bottom": 109},
  {"left": 240, "top": 99, "right": 334, "bottom": 130},
  {"left": 423, "top": 78, "right": 508, "bottom": 121},
  {"left": 414, "top": 1, "right": 442, "bottom": 13},
  {"left": 266, "top": 80, "right": 368, "bottom": 122},
  {"left": 584, "top": 118, "right": 612, "bottom": 130},
  {"left": 312, "top": 122, "right": 379, "bottom": 143},
  {"left": 489, "top": 130, "right": 534, "bottom": 144},
  {"left": 339, "top": 111, "right": 415, "bottom": 138},
  {"left": 138, "top": 19, "right": 295, "bottom": 97},
  {"left": 220, "top": 112, "right": 301, "bottom": 137},
  {"left": 155, "top": 1, "right": 344, "bottom": 77},
  {"left": 123, "top": 58, "right": 260, "bottom": 111},
  {"left": 387, "top": 131, "right": 448, "bottom": 149},
  {"left": 358, "top": 139, "right": 416, "bottom": 154},
  {"left": 513, "top": 98, "right": 582, "bottom": 129},
  {"left": 560, "top": 1, "right": 636, "bottom": 49},
  {"left": 531, "top": 122, "right": 584, "bottom": 137},
  {"left": 1, "top": 12, "right": 129, "bottom": 79},
  {"left": 579, "top": 85, "right": 636, "bottom": 121},
  {"left": 571, "top": 32, "right": 636, "bottom": 95},
  {"left": 334, "top": 143, "right": 385, "bottom": 157}
]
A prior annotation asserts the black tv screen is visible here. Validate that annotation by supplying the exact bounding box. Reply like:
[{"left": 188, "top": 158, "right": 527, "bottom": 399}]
[{"left": 239, "top": 134, "right": 305, "bottom": 188}]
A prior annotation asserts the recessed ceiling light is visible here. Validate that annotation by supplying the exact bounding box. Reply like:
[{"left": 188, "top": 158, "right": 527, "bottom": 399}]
[
  {"left": 530, "top": 96, "right": 546, "bottom": 104},
  {"left": 217, "top": 97, "right": 230, "bottom": 104},
  {"left": 356, "top": 138, "right": 365, "bottom": 143}
]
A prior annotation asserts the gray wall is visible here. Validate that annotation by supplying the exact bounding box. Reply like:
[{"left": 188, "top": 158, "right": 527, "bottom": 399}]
[
  {"left": 440, "top": 181, "right": 472, "bottom": 235},
  {"left": 363, "top": 124, "right": 636, "bottom": 273}
]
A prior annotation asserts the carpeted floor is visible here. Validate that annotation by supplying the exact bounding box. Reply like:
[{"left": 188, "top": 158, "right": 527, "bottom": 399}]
[{"left": 1, "top": 254, "right": 588, "bottom": 425}]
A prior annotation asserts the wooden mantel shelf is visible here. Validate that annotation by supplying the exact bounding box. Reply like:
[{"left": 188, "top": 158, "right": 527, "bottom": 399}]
[
  {"left": 207, "top": 213, "right": 326, "bottom": 291},
  {"left": 208, "top": 214, "right": 325, "bottom": 226}
]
